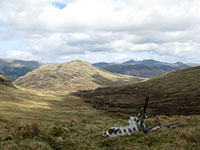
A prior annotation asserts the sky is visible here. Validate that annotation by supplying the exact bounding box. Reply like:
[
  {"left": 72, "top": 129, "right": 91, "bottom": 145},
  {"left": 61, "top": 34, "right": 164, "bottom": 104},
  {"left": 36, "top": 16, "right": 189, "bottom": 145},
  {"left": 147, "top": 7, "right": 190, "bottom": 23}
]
[{"left": 0, "top": 0, "right": 200, "bottom": 64}]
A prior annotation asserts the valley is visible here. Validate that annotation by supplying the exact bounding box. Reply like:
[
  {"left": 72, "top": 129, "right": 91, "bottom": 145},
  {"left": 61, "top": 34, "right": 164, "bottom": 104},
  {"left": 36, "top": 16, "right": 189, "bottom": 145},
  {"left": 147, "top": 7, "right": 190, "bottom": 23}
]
[
  {"left": 0, "top": 61, "right": 199, "bottom": 150},
  {"left": 0, "top": 76, "right": 104, "bottom": 122},
  {"left": 1, "top": 0, "right": 200, "bottom": 149}
]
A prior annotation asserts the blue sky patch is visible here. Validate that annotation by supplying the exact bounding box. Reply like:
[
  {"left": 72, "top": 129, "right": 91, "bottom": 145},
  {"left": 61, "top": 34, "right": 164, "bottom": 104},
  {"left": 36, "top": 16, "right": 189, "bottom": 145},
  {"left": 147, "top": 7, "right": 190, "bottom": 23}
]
[
  {"left": 0, "top": 36, "right": 29, "bottom": 51},
  {"left": 53, "top": 2, "right": 67, "bottom": 9},
  {"left": 0, "top": 24, "right": 8, "bottom": 33}
]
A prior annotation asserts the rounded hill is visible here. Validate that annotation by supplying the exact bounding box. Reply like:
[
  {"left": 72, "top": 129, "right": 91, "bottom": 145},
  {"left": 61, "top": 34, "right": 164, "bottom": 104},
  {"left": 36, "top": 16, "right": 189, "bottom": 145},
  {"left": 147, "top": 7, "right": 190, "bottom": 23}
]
[{"left": 14, "top": 60, "right": 144, "bottom": 94}]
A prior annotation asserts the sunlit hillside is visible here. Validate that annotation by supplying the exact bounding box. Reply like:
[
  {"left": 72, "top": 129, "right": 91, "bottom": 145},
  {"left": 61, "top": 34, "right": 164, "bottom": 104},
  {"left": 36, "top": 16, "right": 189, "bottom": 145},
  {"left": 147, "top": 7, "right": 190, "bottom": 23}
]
[{"left": 15, "top": 60, "right": 144, "bottom": 94}]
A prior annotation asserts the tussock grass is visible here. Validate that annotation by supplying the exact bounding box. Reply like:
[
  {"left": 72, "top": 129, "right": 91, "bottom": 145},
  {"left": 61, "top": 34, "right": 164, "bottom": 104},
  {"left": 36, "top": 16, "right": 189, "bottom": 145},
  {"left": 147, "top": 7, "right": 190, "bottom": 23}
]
[{"left": 0, "top": 115, "right": 200, "bottom": 150}]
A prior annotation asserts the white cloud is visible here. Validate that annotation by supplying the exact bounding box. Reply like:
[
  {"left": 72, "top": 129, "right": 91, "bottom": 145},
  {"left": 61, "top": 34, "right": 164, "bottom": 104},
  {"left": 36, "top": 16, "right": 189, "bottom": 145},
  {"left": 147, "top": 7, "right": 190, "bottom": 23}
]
[
  {"left": 4, "top": 50, "right": 35, "bottom": 60},
  {"left": 0, "top": 0, "right": 200, "bottom": 63},
  {"left": 58, "top": 51, "right": 140, "bottom": 63}
]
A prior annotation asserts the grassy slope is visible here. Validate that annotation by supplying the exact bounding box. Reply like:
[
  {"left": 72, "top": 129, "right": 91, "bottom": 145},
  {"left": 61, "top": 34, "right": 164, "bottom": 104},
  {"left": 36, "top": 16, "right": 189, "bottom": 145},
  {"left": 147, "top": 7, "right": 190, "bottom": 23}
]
[
  {"left": 15, "top": 60, "right": 144, "bottom": 94},
  {"left": 0, "top": 86, "right": 103, "bottom": 122},
  {"left": 0, "top": 74, "right": 200, "bottom": 149},
  {"left": 75, "top": 66, "right": 200, "bottom": 117}
]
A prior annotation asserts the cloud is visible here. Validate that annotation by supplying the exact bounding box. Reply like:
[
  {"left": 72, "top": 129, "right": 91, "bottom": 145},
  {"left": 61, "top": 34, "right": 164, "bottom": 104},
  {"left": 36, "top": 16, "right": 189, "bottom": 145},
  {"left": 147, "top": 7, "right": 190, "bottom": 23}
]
[
  {"left": 0, "top": 0, "right": 200, "bottom": 63},
  {"left": 4, "top": 50, "right": 35, "bottom": 60}
]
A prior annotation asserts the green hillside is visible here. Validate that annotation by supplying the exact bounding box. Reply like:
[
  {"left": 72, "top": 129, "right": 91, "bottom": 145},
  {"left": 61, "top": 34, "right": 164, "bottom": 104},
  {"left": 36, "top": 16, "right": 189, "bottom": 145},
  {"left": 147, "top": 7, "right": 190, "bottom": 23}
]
[
  {"left": 15, "top": 60, "right": 144, "bottom": 94},
  {"left": 0, "top": 58, "right": 44, "bottom": 81},
  {"left": 75, "top": 66, "right": 200, "bottom": 117}
]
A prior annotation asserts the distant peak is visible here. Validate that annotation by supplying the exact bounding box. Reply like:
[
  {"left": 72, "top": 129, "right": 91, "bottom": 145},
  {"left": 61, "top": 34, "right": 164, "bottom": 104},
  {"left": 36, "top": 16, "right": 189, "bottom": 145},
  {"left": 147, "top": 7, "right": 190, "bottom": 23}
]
[
  {"left": 175, "top": 62, "right": 184, "bottom": 64},
  {"left": 141, "top": 59, "right": 160, "bottom": 64},
  {"left": 122, "top": 59, "right": 136, "bottom": 64}
]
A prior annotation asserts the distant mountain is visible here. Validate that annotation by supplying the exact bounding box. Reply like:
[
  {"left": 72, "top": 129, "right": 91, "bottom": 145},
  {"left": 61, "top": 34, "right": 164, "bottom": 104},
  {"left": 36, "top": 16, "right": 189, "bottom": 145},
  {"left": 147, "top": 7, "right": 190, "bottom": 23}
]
[
  {"left": 15, "top": 60, "right": 144, "bottom": 94},
  {"left": 93, "top": 59, "right": 195, "bottom": 78},
  {"left": 92, "top": 62, "right": 110, "bottom": 68},
  {"left": 0, "top": 58, "right": 44, "bottom": 81},
  {"left": 75, "top": 66, "right": 200, "bottom": 117},
  {"left": 122, "top": 59, "right": 136, "bottom": 64},
  {"left": 122, "top": 59, "right": 161, "bottom": 65}
]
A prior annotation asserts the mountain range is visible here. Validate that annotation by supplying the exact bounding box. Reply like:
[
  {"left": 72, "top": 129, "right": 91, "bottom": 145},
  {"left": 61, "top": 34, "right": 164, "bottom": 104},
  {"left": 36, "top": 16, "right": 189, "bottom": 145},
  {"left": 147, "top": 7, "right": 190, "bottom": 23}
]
[
  {"left": 0, "top": 58, "right": 44, "bottom": 81},
  {"left": 1, "top": 58, "right": 198, "bottom": 82},
  {"left": 93, "top": 59, "right": 198, "bottom": 78}
]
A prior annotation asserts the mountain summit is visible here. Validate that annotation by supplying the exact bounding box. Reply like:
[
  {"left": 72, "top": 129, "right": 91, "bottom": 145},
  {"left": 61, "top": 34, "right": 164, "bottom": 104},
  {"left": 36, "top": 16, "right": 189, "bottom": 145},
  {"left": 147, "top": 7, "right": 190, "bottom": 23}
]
[{"left": 14, "top": 60, "right": 144, "bottom": 94}]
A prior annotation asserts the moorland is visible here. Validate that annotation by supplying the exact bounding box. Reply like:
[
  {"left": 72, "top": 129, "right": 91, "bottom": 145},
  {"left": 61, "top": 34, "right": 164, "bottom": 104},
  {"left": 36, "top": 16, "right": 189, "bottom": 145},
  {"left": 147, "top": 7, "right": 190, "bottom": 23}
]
[{"left": 0, "top": 59, "right": 199, "bottom": 150}]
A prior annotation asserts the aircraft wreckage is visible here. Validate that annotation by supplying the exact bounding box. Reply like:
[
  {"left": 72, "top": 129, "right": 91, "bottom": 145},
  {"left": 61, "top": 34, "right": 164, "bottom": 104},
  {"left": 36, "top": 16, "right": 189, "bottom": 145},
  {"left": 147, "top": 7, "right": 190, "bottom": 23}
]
[{"left": 103, "top": 97, "right": 180, "bottom": 138}]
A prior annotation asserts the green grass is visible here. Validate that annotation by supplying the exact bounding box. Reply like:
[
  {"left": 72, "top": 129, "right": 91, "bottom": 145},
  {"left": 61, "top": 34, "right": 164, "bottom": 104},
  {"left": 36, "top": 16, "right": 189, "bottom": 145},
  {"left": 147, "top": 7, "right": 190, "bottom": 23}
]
[{"left": 0, "top": 115, "right": 200, "bottom": 150}]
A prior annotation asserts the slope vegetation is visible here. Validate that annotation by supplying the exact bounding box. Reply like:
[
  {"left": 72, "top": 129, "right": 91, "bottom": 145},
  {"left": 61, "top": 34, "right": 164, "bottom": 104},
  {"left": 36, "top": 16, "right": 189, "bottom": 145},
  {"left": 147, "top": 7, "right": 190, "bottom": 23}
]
[
  {"left": 75, "top": 66, "right": 200, "bottom": 117},
  {"left": 0, "top": 74, "right": 13, "bottom": 86},
  {"left": 1, "top": 115, "right": 200, "bottom": 150},
  {"left": 15, "top": 60, "right": 144, "bottom": 94},
  {"left": 0, "top": 76, "right": 104, "bottom": 122},
  {"left": 0, "top": 58, "right": 44, "bottom": 81}
]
